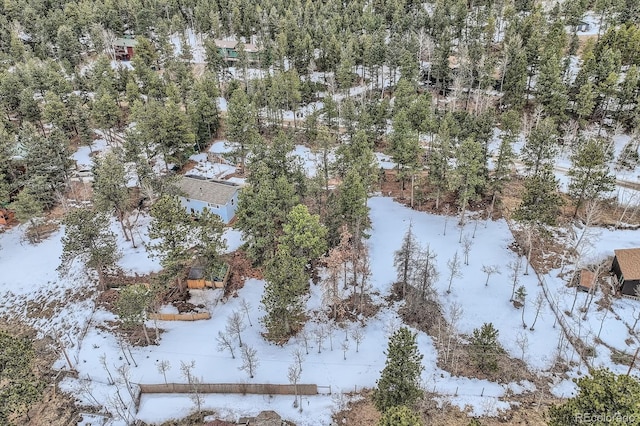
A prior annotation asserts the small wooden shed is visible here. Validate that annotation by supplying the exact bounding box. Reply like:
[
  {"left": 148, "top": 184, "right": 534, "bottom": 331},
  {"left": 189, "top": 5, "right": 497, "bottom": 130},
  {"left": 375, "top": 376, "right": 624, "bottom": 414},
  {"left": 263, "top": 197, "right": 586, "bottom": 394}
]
[
  {"left": 186, "top": 263, "right": 230, "bottom": 289},
  {"left": 579, "top": 269, "right": 596, "bottom": 293}
]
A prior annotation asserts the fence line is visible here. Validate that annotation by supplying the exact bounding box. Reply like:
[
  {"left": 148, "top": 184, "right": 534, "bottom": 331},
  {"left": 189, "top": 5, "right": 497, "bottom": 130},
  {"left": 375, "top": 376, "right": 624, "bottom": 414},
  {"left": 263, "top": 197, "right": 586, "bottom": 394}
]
[
  {"left": 138, "top": 383, "right": 318, "bottom": 396},
  {"left": 148, "top": 312, "right": 211, "bottom": 321}
]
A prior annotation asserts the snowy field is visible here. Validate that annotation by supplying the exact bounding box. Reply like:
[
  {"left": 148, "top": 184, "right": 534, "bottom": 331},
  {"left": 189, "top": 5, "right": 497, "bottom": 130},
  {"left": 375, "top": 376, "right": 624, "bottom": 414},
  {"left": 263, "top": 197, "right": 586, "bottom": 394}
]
[{"left": 0, "top": 194, "right": 600, "bottom": 425}]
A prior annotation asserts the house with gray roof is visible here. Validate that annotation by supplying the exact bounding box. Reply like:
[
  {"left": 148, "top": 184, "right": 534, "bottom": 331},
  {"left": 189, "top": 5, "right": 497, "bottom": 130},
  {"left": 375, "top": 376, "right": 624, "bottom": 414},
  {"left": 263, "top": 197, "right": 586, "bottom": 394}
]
[{"left": 175, "top": 176, "right": 241, "bottom": 224}]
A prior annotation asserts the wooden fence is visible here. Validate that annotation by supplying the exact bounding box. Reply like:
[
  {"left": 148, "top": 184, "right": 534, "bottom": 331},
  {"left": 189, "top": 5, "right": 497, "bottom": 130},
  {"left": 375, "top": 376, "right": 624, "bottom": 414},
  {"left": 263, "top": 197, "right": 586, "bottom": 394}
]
[
  {"left": 138, "top": 383, "right": 319, "bottom": 395},
  {"left": 148, "top": 312, "right": 211, "bottom": 321}
]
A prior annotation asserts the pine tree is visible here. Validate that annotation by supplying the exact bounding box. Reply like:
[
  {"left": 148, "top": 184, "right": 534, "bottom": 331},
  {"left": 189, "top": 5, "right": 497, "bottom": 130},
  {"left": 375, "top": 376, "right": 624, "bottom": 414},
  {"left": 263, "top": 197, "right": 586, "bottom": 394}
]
[
  {"left": 157, "top": 99, "right": 195, "bottom": 170},
  {"left": 91, "top": 88, "right": 121, "bottom": 144},
  {"left": 568, "top": 139, "right": 616, "bottom": 217},
  {"left": 192, "top": 209, "right": 227, "bottom": 280},
  {"left": 489, "top": 111, "right": 518, "bottom": 213},
  {"left": 575, "top": 81, "right": 597, "bottom": 125},
  {"left": 92, "top": 151, "right": 135, "bottom": 244},
  {"left": 378, "top": 405, "right": 423, "bottom": 426},
  {"left": 334, "top": 168, "right": 369, "bottom": 236},
  {"left": 116, "top": 284, "right": 154, "bottom": 345},
  {"left": 146, "top": 196, "right": 195, "bottom": 288},
  {"left": 520, "top": 118, "right": 558, "bottom": 177},
  {"left": 59, "top": 208, "right": 121, "bottom": 290},
  {"left": 548, "top": 369, "right": 640, "bottom": 426},
  {"left": 279, "top": 204, "right": 328, "bottom": 266},
  {"left": 514, "top": 166, "right": 563, "bottom": 226},
  {"left": 394, "top": 223, "right": 418, "bottom": 299},
  {"left": 261, "top": 245, "right": 308, "bottom": 340},
  {"left": 536, "top": 52, "right": 568, "bottom": 120},
  {"left": 390, "top": 110, "right": 422, "bottom": 194},
  {"left": 502, "top": 41, "right": 528, "bottom": 110},
  {"left": 373, "top": 327, "right": 424, "bottom": 412},
  {"left": 451, "top": 138, "right": 487, "bottom": 220},
  {"left": 470, "top": 323, "right": 500, "bottom": 372},
  {"left": 10, "top": 184, "right": 44, "bottom": 243},
  {"left": 225, "top": 87, "right": 260, "bottom": 173}
]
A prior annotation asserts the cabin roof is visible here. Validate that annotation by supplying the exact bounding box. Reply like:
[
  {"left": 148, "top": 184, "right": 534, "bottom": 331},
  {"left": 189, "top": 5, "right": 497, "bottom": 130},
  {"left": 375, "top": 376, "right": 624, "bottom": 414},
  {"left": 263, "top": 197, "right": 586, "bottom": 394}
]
[
  {"left": 176, "top": 176, "right": 239, "bottom": 206},
  {"left": 113, "top": 38, "right": 137, "bottom": 48},
  {"left": 614, "top": 248, "right": 640, "bottom": 281},
  {"left": 580, "top": 269, "right": 595, "bottom": 289},
  {"left": 214, "top": 39, "right": 259, "bottom": 52}
]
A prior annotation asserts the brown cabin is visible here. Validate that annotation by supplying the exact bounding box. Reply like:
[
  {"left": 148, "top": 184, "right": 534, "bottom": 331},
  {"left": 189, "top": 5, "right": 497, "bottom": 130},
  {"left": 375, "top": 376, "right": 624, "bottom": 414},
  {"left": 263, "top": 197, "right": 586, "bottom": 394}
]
[
  {"left": 113, "top": 37, "right": 137, "bottom": 60},
  {"left": 0, "top": 208, "right": 14, "bottom": 226},
  {"left": 186, "top": 263, "right": 230, "bottom": 289},
  {"left": 611, "top": 248, "right": 640, "bottom": 297}
]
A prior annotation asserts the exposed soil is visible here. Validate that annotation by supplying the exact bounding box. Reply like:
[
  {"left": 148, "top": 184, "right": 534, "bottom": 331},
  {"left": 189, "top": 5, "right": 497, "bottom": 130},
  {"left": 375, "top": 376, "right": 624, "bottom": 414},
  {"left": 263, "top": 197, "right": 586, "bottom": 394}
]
[{"left": 224, "top": 249, "right": 263, "bottom": 298}]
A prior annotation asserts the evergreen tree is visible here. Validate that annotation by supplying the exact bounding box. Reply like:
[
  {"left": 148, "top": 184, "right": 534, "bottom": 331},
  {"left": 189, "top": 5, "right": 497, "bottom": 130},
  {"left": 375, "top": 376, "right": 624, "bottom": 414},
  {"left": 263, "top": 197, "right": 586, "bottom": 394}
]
[
  {"left": 470, "top": 323, "right": 500, "bottom": 372},
  {"left": 225, "top": 87, "right": 260, "bottom": 173},
  {"left": 10, "top": 183, "right": 44, "bottom": 243},
  {"left": 91, "top": 88, "right": 121, "bottom": 144},
  {"left": 548, "top": 369, "right": 640, "bottom": 426},
  {"left": 451, "top": 138, "right": 487, "bottom": 218},
  {"left": 394, "top": 223, "right": 418, "bottom": 298},
  {"left": 158, "top": 99, "right": 195, "bottom": 170},
  {"left": 189, "top": 74, "right": 220, "bottom": 150},
  {"left": 514, "top": 166, "right": 563, "bottom": 226},
  {"left": 575, "top": 81, "right": 597, "bottom": 125},
  {"left": 389, "top": 110, "right": 422, "bottom": 193},
  {"left": 59, "top": 208, "right": 121, "bottom": 290},
  {"left": 568, "top": 139, "right": 616, "bottom": 217},
  {"left": 334, "top": 168, "right": 369, "bottom": 236},
  {"left": 146, "top": 195, "right": 195, "bottom": 288},
  {"left": 261, "top": 244, "right": 308, "bottom": 340},
  {"left": 521, "top": 118, "right": 558, "bottom": 177},
  {"left": 192, "top": 209, "right": 227, "bottom": 280},
  {"left": 92, "top": 151, "right": 134, "bottom": 243},
  {"left": 373, "top": 327, "right": 424, "bottom": 412},
  {"left": 0, "top": 331, "right": 45, "bottom": 425},
  {"left": 427, "top": 122, "right": 452, "bottom": 210},
  {"left": 502, "top": 40, "right": 528, "bottom": 110},
  {"left": 279, "top": 204, "right": 328, "bottom": 266},
  {"left": 378, "top": 405, "right": 423, "bottom": 426},
  {"left": 536, "top": 52, "right": 568, "bottom": 120},
  {"left": 489, "top": 111, "right": 518, "bottom": 212},
  {"left": 116, "top": 284, "right": 155, "bottom": 345}
]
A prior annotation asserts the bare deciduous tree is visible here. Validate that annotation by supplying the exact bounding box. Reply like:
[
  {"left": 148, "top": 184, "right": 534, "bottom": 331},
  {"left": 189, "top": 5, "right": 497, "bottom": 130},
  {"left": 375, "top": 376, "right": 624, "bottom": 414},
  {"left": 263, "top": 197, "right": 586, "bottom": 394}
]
[
  {"left": 446, "top": 251, "right": 462, "bottom": 294},
  {"left": 516, "top": 332, "right": 529, "bottom": 361},
  {"left": 216, "top": 331, "right": 236, "bottom": 359},
  {"left": 314, "top": 323, "right": 327, "bottom": 354},
  {"left": 291, "top": 347, "right": 305, "bottom": 373},
  {"left": 298, "top": 329, "right": 312, "bottom": 354},
  {"left": 341, "top": 339, "right": 349, "bottom": 360},
  {"left": 529, "top": 292, "right": 545, "bottom": 331},
  {"left": 240, "top": 298, "right": 253, "bottom": 327},
  {"left": 156, "top": 359, "right": 171, "bottom": 384},
  {"left": 509, "top": 257, "right": 522, "bottom": 301},
  {"left": 240, "top": 345, "right": 259, "bottom": 378},
  {"left": 350, "top": 326, "right": 364, "bottom": 352},
  {"left": 482, "top": 264, "right": 500, "bottom": 287},
  {"left": 462, "top": 234, "right": 473, "bottom": 265},
  {"left": 180, "top": 360, "right": 196, "bottom": 384},
  {"left": 288, "top": 363, "right": 302, "bottom": 408},
  {"left": 226, "top": 310, "right": 247, "bottom": 347}
]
